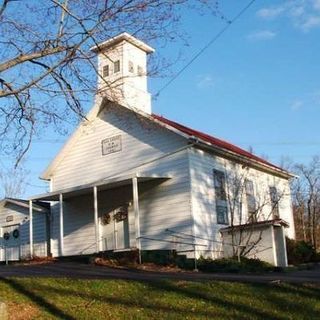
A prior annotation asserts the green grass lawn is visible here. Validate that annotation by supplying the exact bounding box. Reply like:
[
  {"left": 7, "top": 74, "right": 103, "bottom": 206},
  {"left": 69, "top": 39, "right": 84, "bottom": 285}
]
[{"left": 0, "top": 277, "right": 319, "bottom": 320}]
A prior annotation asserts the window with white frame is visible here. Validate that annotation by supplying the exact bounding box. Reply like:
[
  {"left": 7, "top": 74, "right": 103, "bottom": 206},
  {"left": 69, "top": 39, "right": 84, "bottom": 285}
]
[
  {"left": 114, "top": 60, "right": 120, "bottom": 73},
  {"left": 269, "top": 186, "right": 280, "bottom": 219},
  {"left": 128, "top": 61, "right": 134, "bottom": 73},
  {"left": 213, "top": 169, "right": 228, "bottom": 225},
  {"left": 216, "top": 205, "right": 228, "bottom": 225},
  {"left": 245, "top": 179, "right": 256, "bottom": 221},
  {"left": 102, "top": 65, "right": 109, "bottom": 77},
  {"left": 137, "top": 65, "right": 143, "bottom": 75}
]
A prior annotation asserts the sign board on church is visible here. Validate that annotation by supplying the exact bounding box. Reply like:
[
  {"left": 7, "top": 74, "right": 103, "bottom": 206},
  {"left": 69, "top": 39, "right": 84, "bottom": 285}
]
[{"left": 101, "top": 135, "right": 122, "bottom": 155}]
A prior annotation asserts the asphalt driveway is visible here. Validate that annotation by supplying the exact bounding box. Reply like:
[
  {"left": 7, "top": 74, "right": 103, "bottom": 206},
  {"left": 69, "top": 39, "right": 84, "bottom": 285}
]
[{"left": 0, "top": 262, "right": 319, "bottom": 284}]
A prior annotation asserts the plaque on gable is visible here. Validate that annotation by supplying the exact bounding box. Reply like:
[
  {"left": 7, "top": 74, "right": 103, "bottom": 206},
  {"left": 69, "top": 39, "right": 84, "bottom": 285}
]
[
  {"left": 6, "top": 215, "right": 13, "bottom": 222},
  {"left": 102, "top": 135, "right": 122, "bottom": 155}
]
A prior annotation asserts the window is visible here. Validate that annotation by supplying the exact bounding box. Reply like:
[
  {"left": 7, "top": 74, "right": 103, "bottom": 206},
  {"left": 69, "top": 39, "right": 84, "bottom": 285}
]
[
  {"left": 213, "top": 170, "right": 228, "bottom": 224},
  {"left": 102, "top": 65, "right": 109, "bottom": 77},
  {"left": 213, "top": 170, "right": 226, "bottom": 200},
  {"left": 217, "top": 206, "right": 228, "bottom": 225},
  {"left": 114, "top": 60, "right": 120, "bottom": 73},
  {"left": 245, "top": 179, "right": 256, "bottom": 221},
  {"left": 137, "top": 65, "right": 143, "bottom": 75},
  {"left": 269, "top": 186, "right": 280, "bottom": 218},
  {"left": 128, "top": 61, "right": 134, "bottom": 73}
]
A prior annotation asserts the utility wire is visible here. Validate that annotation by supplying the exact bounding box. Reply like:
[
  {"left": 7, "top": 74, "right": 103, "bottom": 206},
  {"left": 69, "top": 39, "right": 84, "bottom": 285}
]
[{"left": 154, "top": 0, "right": 257, "bottom": 98}]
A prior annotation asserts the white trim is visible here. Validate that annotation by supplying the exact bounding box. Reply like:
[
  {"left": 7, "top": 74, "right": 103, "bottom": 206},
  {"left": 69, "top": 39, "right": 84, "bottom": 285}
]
[
  {"left": 282, "top": 226, "right": 288, "bottom": 267},
  {"left": 187, "top": 149, "right": 199, "bottom": 260},
  {"left": 59, "top": 193, "right": 64, "bottom": 256},
  {"left": 1, "top": 198, "right": 47, "bottom": 213},
  {"left": 271, "top": 225, "right": 278, "bottom": 266},
  {"left": 31, "top": 173, "right": 172, "bottom": 201},
  {"left": 29, "top": 200, "right": 33, "bottom": 258},
  {"left": 132, "top": 176, "right": 141, "bottom": 263},
  {"left": 93, "top": 186, "right": 99, "bottom": 252},
  {"left": 0, "top": 226, "right": 3, "bottom": 261},
  {"left": 90, "top": 32, "right": 155, "bottom": 54}
]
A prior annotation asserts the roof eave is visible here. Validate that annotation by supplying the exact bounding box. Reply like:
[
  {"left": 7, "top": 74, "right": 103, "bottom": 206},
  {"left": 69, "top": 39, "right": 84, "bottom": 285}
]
[
  {"left": 220, "top": 219, "right": 290, "bottom": 233},
  {"left": 90, "top": 32, "right": 155, "bottom": 54},
  {"left": 191, "top": 138, "right": 294, "bottom": 180}
]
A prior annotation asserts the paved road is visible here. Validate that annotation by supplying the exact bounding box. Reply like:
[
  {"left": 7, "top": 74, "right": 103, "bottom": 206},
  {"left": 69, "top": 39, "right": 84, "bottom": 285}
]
[{"left": 0, "top": 262, "right": 319, "bottom": 284}]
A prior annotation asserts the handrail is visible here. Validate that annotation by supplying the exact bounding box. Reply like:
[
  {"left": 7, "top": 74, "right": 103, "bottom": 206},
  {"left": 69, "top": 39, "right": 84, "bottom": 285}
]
[
  {"left": 138, "top": 236, "right": 207, "bottom": 247},
  {"left": 165, "top": 228, "right": 271, "bottom": 249}
]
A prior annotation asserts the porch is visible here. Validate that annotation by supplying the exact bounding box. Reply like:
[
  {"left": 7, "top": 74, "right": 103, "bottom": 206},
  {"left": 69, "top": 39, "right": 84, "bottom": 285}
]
[{"left": 30, "top": 173, "right": 170, "bottom": 261}]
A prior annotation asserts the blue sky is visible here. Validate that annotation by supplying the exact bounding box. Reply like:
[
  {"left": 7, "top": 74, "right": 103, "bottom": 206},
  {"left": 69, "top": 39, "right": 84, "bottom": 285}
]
[{"left": 3, "top": 0, "right": 320, "bottom": 198}]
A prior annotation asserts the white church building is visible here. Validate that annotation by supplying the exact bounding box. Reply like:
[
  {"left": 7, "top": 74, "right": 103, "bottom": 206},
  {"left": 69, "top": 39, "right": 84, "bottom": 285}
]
[{"left": 1, "top": 33, "right": 295, "bottom": 267}]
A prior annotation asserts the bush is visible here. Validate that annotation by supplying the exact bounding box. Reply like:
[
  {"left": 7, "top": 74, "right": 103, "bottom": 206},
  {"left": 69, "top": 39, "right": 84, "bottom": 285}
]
[
  {"left": 286, "top": 237, "right": 317, "bottom": 265},
  {"left": 197, "top": 256, "right": 274, "bottom": 273},
  {"left": 141, "top": 250, "right": 178, "bottom": 266}
]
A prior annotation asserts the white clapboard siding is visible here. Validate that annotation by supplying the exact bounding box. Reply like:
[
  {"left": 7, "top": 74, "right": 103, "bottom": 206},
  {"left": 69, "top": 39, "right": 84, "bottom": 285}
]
[
  {"left": 0, "top": 201, "right": 47, "bottom": 260},
  {"left": 50, "top": 150, "right": 194, "bottom": 257},
  {"left": 188, "top": 148, "right": 295, "bottom": 259},
  {"left": 48, "top": 105, "right": 194, "bottom": 257},
  {"left": 51, "top": 104, "right": 188, "bottom": 190}
]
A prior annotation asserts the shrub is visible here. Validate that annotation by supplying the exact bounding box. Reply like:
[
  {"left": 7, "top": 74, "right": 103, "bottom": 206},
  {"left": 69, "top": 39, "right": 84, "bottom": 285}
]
[
  {"left": 141, "top": 250, "right": 177, "bottom": 266},
  {"left": 286, "top": 237, "right": 317, "bottom": 265},
  {"left": 197, "top": 256, "right": 273, "bottom": 273}
]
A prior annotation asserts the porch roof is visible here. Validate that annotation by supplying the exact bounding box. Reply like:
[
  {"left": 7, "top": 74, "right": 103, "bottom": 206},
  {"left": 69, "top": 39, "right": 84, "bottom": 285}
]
[
  {"left": 30, "top": 173, "right": 171, "bottom": 201},
  {"left": 219, "top": 219, "right": 290, "bottom": 233}
]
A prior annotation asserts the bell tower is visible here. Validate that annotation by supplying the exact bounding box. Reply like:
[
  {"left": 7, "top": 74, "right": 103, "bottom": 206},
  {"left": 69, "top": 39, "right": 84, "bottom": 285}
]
[{"left": 91, "top": 33, "right": 155, "bottom": 114}]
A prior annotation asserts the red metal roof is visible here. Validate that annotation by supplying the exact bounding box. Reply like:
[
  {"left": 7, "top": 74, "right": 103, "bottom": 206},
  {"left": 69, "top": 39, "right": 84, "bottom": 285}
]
[{"left": 152, "top": 114, "right": 285, "bottom": 173}]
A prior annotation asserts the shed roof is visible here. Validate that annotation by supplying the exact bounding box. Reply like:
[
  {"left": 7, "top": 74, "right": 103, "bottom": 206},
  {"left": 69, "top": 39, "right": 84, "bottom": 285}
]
[
  {"left": 219, "top": 219, "right": 290, "bottom": 233},
  {"left": 31, "top": 173, "right": 170, "bottom": 201},
  {"left": 1, "top": 198, "right": 49, "bottom": 212}
]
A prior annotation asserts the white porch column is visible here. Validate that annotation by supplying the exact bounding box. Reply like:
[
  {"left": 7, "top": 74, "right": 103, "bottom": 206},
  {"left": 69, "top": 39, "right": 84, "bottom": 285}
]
[
  {"left": 271, "top": 225, "right": 278, "bottom": 266},
  {"left": 132, "top": 177, "right": 142, "bottom": 264},
  {"left": 93, "top": 186, "right": 99, "bottom": 252},
  {"left": 29, "top": 200, "right": 33, "bottom": 258},
  {"left": 59, "top": 193, "right": 64, "bottom": 256},
  {"left": 282, "top": 226, "right": 288, "bottom": 267}
]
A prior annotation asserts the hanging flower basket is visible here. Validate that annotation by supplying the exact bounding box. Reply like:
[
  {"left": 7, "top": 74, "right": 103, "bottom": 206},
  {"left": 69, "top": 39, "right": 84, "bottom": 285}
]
[
  {"left": 114, "top": 206, "right": 128, "bottom": 222},
  {"left": 101, "top": 213, "right": 111, "bottom": 225},
  {"left": 3, "top": 232, "right": 10, "bottom": 241}
]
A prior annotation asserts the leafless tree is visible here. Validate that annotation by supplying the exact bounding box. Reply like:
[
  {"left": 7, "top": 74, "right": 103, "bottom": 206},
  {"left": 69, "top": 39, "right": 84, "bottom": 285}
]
[
  {"left": 0, "top": 163, "right": 29, "bottom": 198},
  {"left": 0, "top": 0, "right": 222, "bottom": 166},
  {"left": 291, "top": 156, "right": 320, "bottom": 250},
  {"left": 223, "top": 164, "right": 287, "bottom": 258}
]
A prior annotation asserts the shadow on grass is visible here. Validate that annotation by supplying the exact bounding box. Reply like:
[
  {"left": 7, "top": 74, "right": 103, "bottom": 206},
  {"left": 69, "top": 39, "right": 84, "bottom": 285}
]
[
  {"left": 0, "top": 277, "right": 76, "bottom": 320},
  {"left": 1, "top": 276, "right": 319, "bottom": 320},
  {"left": 8, "top": 281, "right": 226, "bottom": 319},
  {"left": 29, "top": 279, "right": 306, "bottom": 320}
]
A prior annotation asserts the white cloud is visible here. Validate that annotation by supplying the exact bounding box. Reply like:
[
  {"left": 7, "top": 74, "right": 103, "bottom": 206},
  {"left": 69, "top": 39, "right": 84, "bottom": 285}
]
[
  {"left": 313, "top": 0, "right": 320, "bottom": 10},
  {"left": 300, "top": 15, "right": 320, "bottom": 31},
  {"left": 290, "top": 6, "right": 305, "bottom": 17},
  {"left": 290, "top": 100, "right": 303, "bottom": 111},
  {"left": 196, "top": 75, "right": 215, "bottom": 89},
  {"left": 257, "top": 1, "right": 320, "bottom": 32},
  {"left": 256, "top": 6, "right": 285, "bottom": 19},
  {"left": 246, "top": 30, "right": 277, "bottom": 41}
]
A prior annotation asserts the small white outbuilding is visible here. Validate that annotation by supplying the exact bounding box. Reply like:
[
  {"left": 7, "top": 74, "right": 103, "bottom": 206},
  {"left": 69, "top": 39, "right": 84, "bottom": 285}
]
[
  {"left": 24, "top": 33, "right": 296, "bottom": 267},
  {"left": 0, "top": 198, "right": 49, "bottom": 262}
]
